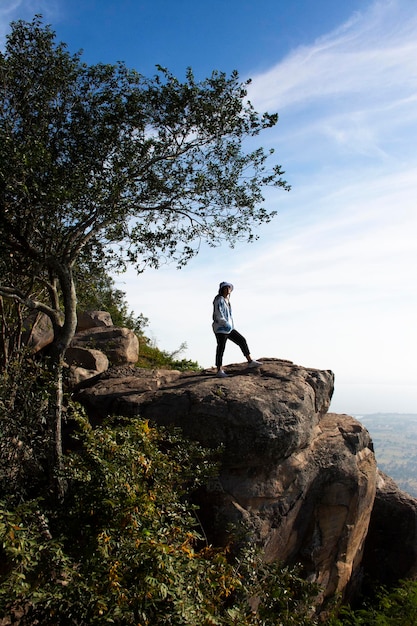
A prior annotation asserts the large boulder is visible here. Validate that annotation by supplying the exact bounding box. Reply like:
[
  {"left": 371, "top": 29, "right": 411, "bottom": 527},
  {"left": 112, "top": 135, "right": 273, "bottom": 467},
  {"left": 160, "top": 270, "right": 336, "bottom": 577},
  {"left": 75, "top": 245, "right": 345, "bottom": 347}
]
[
  {"left": 75, "top": 358, "right": 377, "bottom": 603},
  {"left": 21, "top": 312, "right": 54, "bottom": 353},
  {"left": 362, "top": 471, "right": 417, "bottom": 585},
  {"left": 19, "top": 308, "right": 139, "bottom": 386},
  {"left": 70, "top": 326, "right": 139, "bottom": 366},
  {"left": 65, "top": 347, "right": 109, "bottom": 386},
  {"left": 76, "top": 310, "right": 113, "bottom": 332}
]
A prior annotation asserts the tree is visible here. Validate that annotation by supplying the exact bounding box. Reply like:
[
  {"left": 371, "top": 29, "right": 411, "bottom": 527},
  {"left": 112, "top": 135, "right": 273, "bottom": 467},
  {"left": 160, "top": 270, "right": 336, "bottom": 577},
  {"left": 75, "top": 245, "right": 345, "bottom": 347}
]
[{"left": 0, "top": 16, "right": 289, "bottom": 484}]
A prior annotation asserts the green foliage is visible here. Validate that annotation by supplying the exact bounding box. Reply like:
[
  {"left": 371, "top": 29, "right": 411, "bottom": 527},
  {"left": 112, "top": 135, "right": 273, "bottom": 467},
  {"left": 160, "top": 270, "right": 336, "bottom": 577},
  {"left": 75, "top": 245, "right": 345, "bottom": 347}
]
[
  {"left": 0, "top": 406, "right": 319, "bottom": 625},
  {"left": 0, "top": 352, "right": 54, "bottom": 500},
  {"left": 231, "top": 547, "right": 319, "bottom": 625},
  {"left": 0, "top": 294, "right": 23, "bottom": 368},
  {"left": 0, "top": 410, "right": 229, "bottom": 624},
  {"left": 137, "top": 336, "right": 201, "bottom": 371},
  {"left": 0, "top": 500, "right": 72, "bottom": 621},
  {"left": 0, "top": 14, "right": 288, "bottom": 309},
  {"left": 327, "top": 579, "right": 417, "bottom": 625}
]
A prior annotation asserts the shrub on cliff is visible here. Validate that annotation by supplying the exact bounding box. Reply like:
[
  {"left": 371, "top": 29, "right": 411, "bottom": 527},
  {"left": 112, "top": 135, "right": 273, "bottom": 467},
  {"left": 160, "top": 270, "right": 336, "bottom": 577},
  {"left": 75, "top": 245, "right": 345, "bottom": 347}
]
[
  {"left": 0, "top": 352, "right": 56, "bottom": 500},
  {"left": 0, "top": 404, "right": 318, "bottom": 625},
  {"left": 328, "top": 578, "right": 417, "bottom": 625},
  {"left": 137, "top": 336, "right": 200, "bottom": 371}
]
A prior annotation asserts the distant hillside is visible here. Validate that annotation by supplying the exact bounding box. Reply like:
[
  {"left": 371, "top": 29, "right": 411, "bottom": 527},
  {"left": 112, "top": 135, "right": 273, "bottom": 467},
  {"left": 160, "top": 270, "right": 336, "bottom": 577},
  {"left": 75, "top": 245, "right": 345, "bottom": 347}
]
[{"left": 358, "top": 413, "right": 417, "bottom": 498}]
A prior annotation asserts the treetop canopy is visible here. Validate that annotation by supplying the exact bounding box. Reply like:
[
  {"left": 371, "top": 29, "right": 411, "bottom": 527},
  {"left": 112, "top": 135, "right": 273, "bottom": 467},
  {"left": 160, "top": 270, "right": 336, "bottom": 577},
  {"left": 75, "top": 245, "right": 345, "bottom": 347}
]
[{"left": 0, "top": 16, "right": 289, "bottom": 277}]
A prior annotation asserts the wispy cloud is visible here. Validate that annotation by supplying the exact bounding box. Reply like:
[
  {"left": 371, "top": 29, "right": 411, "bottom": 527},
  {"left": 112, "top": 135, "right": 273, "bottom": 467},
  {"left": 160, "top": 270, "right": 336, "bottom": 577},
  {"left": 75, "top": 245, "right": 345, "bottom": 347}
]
[
  {"left": 247, "top": 0, "right": 417, "bottom": 189},
  {"left": 250, "top": 1, "right": 417, "bottom": 111},
  {"left": 0, "top": 0, "right": 61, "bottom": 46}
]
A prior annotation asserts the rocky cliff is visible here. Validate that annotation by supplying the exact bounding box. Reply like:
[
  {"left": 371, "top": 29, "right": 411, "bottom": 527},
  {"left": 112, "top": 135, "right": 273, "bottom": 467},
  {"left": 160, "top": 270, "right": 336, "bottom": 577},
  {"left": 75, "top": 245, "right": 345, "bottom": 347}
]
[{"left": 73, "top": 357, "right": 417, "bottom": 606}]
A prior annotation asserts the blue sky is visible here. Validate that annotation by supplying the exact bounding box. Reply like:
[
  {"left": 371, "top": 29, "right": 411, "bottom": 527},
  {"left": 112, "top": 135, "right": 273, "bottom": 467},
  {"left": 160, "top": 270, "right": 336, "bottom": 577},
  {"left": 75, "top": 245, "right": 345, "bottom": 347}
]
[{"left": 1, "top": 0, "right": 416, "bottom": 414}]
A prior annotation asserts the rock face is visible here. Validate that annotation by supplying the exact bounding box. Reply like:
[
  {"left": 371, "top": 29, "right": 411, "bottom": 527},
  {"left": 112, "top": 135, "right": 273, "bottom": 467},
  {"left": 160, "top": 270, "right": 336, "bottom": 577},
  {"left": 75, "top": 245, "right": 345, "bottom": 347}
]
[
  {"left": 75, "top": 358, "right": 389, "bottom": 604},
  {"left": 67, "top": 322, "right": 139, "bottom": 383},
  {"left": 70, "top": 326, "right": 139, "bottom": 366},
  {"left": 21, "top": 312, "right": 54, "bottom": 353},
  {"left": 362, "top": 471, "right": 417, "bottom": 585},
  {"left": 65, "top": 347, "right": 110, "bottom": 386},
  {"left": 21, "top": 310, "right": 139, "bottom": 384},
  {"left": 76, "top": 310, "right": 114, "bottom": 331}
]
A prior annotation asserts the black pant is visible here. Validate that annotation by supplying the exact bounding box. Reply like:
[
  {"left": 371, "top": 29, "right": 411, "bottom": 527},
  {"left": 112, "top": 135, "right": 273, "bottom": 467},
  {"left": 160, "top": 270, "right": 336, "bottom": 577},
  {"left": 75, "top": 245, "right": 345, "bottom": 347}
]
[{"left": 215, "top": 330, "right": 250, "bottom": 368}]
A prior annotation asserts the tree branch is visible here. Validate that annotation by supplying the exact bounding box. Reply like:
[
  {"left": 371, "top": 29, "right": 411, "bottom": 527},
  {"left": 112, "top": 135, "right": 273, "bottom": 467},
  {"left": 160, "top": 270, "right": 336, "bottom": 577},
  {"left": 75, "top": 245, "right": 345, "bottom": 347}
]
[{"left": 0, "top": 285, "right": 61, "bottom": 325}]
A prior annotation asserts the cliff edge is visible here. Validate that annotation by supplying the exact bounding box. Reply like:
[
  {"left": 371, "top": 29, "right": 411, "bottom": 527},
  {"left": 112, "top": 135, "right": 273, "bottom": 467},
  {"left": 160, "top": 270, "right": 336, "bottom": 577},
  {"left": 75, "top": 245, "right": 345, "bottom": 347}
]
[{"left": 74, "top": 357, "right": 417, "bottom": 605}]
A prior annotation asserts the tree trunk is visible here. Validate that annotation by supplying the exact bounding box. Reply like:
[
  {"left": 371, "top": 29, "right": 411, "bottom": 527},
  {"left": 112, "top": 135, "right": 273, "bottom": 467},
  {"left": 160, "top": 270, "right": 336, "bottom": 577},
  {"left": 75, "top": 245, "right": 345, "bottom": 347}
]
[
  {"left": 47, "top": 263, "right": 78, "bottom": 499},
  {"left": 47, "top": 358, "right": 65, "bottom": 499},
  {"left": 0, "top": 296, "right": 7, "bottom": 369}
]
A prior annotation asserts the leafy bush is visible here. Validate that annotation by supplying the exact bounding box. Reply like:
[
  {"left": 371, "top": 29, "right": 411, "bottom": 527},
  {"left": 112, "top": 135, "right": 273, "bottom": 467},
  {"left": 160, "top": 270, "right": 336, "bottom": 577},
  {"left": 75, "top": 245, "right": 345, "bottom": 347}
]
[
  {"left": 0, "top": 407, "right": 319, "bottom": 625},
  {"left": 327, "top": 579, "right": 417, "bottom": 625},
  {"left": 0, "top": 353, "right": 54, "bottom": 500},
  {"left": 0, "top": 410, "right": 227, "bottom": 624},
  {"left": 137, "top": 336, "right": 201, "bottom": 371}
]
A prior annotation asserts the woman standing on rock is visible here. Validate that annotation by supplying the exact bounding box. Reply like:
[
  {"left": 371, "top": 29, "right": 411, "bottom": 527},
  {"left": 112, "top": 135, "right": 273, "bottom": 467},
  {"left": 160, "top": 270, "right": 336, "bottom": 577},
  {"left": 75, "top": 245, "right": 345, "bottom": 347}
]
[{"left": 212, "top": 281, "right": 261, "bottom": 377}]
